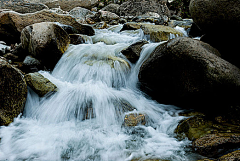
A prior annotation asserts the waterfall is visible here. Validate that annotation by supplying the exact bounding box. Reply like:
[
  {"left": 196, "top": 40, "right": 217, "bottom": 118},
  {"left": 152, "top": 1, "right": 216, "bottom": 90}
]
[{"left": 0, "top": 25, "right": 196, "bottom": 161}]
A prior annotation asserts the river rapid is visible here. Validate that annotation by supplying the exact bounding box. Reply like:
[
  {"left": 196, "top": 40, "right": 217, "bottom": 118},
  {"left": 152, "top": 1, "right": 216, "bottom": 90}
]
[{"left": 0, "top": 25, "right": 201, "bottom": 161}]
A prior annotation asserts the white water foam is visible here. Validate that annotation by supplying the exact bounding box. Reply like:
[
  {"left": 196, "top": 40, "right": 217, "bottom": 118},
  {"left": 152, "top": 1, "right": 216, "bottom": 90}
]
[{"left": 0, "top": 25, "right": 198, "bottom": 161}]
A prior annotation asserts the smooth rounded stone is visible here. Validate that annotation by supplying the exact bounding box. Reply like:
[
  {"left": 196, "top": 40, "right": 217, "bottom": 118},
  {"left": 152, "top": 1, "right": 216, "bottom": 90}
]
[
  {"left": 21, "top": 22, "right": 70, "bottom": 70},
  {"left": 138, "top": 37, "right": 240, "bottom": 113},
  {"left": 0, "top": 9, "right": 95, "bottom": 44},
  {"left": 121, "top": 40, "right": 149, "bottom": 63},
  {"left": 23, "top": 55, "right": 40, "bottom": 64},
  {"left": 25, "top": 72, "right": 57, "bottom": 97},
  {"left": 120, "top": 22, "right": 183, "bottom": 42},
  {"left": 189, "top": 0, "right": 240, "bottom": 33},
  {"left": 0, "top": 57, "right": 27, "bottom": 126},
  {"left": 192, "top": 133, "right": 240, "bottom": 157},
  {"left": 69, "top": 34, "right": 91, "bottom": 45}
]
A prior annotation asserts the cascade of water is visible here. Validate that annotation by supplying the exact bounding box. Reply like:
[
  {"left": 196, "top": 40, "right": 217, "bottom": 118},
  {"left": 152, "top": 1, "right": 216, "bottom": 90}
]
[{"left": 0, "top": 25, "right": 197, "bottom": 161}]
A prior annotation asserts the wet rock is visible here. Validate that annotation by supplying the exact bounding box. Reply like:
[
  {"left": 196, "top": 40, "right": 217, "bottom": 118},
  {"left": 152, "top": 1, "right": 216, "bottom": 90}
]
[
  {"left": 22, "top": 55, "right": 42, "bottom": 73},
  {"left": 175, "top": 114, "right": 215, "bottom": 141},
  {"left": 192, "top": 133, "right": 240, "bottom": 157},
  {"left": 121, "top": 22, "right": 183, "bottom": 42},
  {"left": 21, "top": 22, "right": 70, "bottom": 70},
  {"left": 217, "top": 150, "right": 240, "bottom": 161},
  {"left": 25, "top": 72, "right": 57, "bottom": 97},
  {"left": 0, "top": 43, "right": 11, "bottom": 56},
  {"left": 84, "top": 55, "right": 130, "bottom": 69},
  {"left": 0, "top": 57, "right": 27, "bottom": 126},
  {"left": 138, "top": 37, "right": 240, "bottom": 113},
  {"left": 0, "top": 9, "right": 95, "bottom": 44},
  {"left": 121, "top": 40, "right": 149, "bottom": 63},
  {"left": 101, "top": 3, "right": 120, "bottom": 15},
  {"left": 190, "top": 0, "right": 240, "bottom": 67},
  {"left": 93, "top": 21, "right": 108, "bottom": 29},
  {"left": 113, "top": 99, "right": 135, "bottom": 115},
  {"left": 70, "top": 34, "right": 92, "bottom": 44},
  {"left": 123, "top": 113, "right": 147, "bottom": 127},
  {"left": 3, "top": 53, "right": 19, "bottom": 61},
  {"left": 175, "top": 113, "right": 240, "bottom": 141},
  {"left": 0, "top": 1, "right": 48, "bottom": 13}
]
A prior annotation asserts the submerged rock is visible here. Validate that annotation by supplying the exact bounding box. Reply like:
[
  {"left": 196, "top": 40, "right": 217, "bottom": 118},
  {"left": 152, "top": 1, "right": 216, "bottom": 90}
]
[
  {"left": 192, "top": 133, "right": 240, "bottom": 158},
  {"left": 0, "top": 57, "right": 27, "bottom": 126},
  {"left": 123, "top": 113, "right": 147, "bottom": 127},
  {"left": 21, "top": 22, "right": 70, "bottom": 70},
  {"left": 121, "top": 40, "right": 149, "bottom": 63},
  {"left": 0, "top": 9, "right": 95, "bottom": 44},
  {"left": 121, "top": 23, "right": 183, "bottom": 42},
  {"left": 138, "top": 37, "right": 240, "bottom": 113},
  {"left": 25, "top": 72, "right": 57, "bottom": 97}
]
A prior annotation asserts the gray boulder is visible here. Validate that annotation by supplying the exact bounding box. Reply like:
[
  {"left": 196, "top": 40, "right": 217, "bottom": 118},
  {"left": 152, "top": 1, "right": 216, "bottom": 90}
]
[
  {"left": 25, "top": 72, "right": 57, "bottom": 97},
  {"left": 189, "top": 0, "right": 240, "bottom": 68},
  {"left": 138, "top": 37, "right": 240, "bottom": 113},
  {"left": 21, "top": 22, "right": 70, "bottom": 70}
]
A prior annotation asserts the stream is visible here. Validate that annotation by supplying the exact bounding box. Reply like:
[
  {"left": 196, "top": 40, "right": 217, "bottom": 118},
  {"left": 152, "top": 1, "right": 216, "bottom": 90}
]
[{"left": 0, "top": 25, "right": 201, "bottom": 160}]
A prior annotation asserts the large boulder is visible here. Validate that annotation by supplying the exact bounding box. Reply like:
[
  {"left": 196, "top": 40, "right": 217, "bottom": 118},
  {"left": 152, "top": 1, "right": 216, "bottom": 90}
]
[
  {"left": 138, "top": 37, "right": 240, "bottom": 113},
  {"left": 21, "top": 22, "right": 70, "bottom": 70},
  {"left": 0, "top": 0, "right": 48, "bottom": 13},
  {"left": 189, "top": 0, "right": 240, "bottom": 34},
  {"left": 0, "top": 57, "right": 27, "bottom": 126},
  {"left": 189, "top": 0, "right": 240, "bottom": 68},
  {"left": 25, "top": 72, "right": 57, "bottom": 97},
  {"left": 0, "top": 9, "right": 95, "bottom": 44},
  {"left": 121, "top": 22, "right": 183, "bottom": 42}
]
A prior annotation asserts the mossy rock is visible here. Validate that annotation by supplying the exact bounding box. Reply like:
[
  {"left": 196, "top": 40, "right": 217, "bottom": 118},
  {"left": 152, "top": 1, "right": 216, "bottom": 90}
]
[
  {"left": 193, "top": 133, "right": 240, "bottom": 158},
  {"left": 0, "top": 57, "right": 27, "bottom": 126},
  {"left": 123, "top": 113, "right": 147, "bottom": 127},
  {"left": 175, "top": 114, "right": 240, "bottom": 141},
  {"left": 120, "top": 22, "right": 183, "bottom": 42},
  {"left": 25, "top": 72, "right": 57, "bottom": 97},
  {"left": 217, "top": 150, "right": 240, "bottom": 161}
]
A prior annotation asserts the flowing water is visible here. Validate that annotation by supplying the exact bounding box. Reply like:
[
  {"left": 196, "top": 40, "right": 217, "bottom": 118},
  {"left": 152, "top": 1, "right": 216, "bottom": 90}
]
[{"left": 0, "top": 25, "right": 200, "bottom": 160}]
